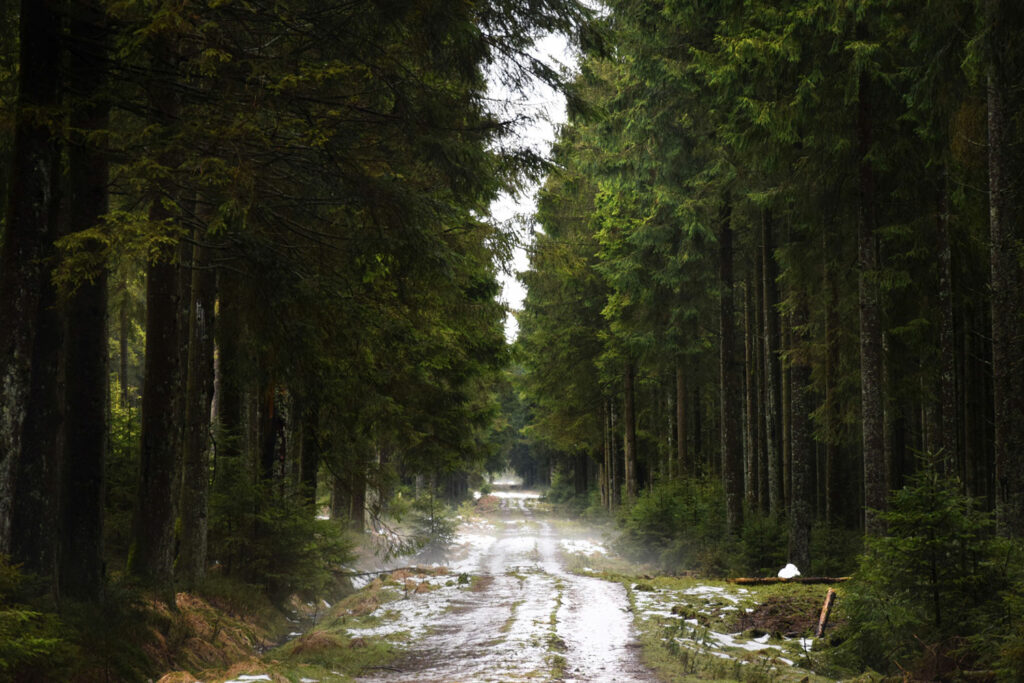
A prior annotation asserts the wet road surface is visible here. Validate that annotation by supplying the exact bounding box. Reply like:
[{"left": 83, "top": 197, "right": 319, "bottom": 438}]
[{"left": 356, "top": 491, "right": 654, "bottom": 682}]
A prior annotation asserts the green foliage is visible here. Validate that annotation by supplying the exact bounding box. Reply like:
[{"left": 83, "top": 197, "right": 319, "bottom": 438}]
[
  {"left": 105, "top": 377, "right": 140, "bottom": 562},
  {"left": 617, "top": 478, "right": 733, "bottom": 575},
  {"left": 409, "top": 492, "right": 457, "bottom": 563},
  {"left": 740, "top": 514, "right": 788, "bottom": 578},
  {"left": 830, "top": 458, "right": 1007, "bottom": 677},
  {"left": 0, "top": 558, "right": 72, "bottom": 682}
]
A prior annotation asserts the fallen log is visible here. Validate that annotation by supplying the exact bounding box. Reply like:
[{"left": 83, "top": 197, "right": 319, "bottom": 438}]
[
  {"left": 729, "top": 576, "right": 850, "bottom": 585},
  {"left": 816, "top": 587, "right": 837, "bottom": 638}
]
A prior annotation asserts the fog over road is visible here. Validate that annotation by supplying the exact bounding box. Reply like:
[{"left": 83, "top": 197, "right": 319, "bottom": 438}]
[{"left": 356, "top": 490, "right": 654, "bottom": 682}]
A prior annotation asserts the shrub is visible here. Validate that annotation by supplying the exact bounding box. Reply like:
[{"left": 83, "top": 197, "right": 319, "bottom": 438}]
[
  {"left": 829, "top": 457, "right": 1006, "bottom": 678},
  {"left": 0, "top": 557, "right": 72, "bottom": 681},
  {"left": 616, "top": 478, "right": 732, "bottom": 573}
]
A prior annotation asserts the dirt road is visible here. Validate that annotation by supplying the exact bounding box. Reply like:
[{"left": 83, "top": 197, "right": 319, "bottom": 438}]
[{"left": 355, "top": 491, "right": 653, "bottom": 682}]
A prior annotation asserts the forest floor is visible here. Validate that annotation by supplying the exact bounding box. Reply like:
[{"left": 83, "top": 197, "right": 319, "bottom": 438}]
[{"left": 155, "top": 490, "right": 839, "bottom": 682}]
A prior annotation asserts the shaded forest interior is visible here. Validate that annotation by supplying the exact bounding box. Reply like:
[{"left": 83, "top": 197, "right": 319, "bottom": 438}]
[{"left": 2, "top": 0, "right": 1024, "bottom": 681}]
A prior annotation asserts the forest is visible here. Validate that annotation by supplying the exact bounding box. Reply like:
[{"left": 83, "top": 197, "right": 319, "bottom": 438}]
[{"left": 2, "top": 0, "right": 1024, "bottom": 682}]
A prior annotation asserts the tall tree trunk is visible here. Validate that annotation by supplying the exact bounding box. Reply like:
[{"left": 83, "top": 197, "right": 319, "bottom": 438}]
[
  {"left": 300, "top": 404, "right": 320, "bottom": 508},
  {"left": 744, "top": 276, "right": 758, "bottom": 507},
  {"left": 610, "top": 397, "right": 620, "bottom": 507},
  {"left": 0, "top": 0, "right": 63, "bottom": 561},
  {"left": 789, "top": 301, "right": 813, "bottom": 570},
  {"left": 719, "top": 201, "right": 743, "bottom": 533},
  {"left": 676, "top": 360, "right": 687, "bottom": 477},
  {"left": 60, "top": 0, "right": 110, "bottom": 601},
  {"left": 130, "top": 36, "right": 185, "bottom": 587},
  {"left": 762, "top": 209, "right": 784, "bottom": 518},
  {"left": 986, "top": 5, "right": 1024, "bottom": 534},
  {"left": 623, "top": 363, "right": 638, "bottom": 503},
  {"left": 823, "top": 228, "right": 842, "bottom": 527},
  {"left": 858, "top": 69, "right": 887, "bottom": 536},
  {"left": 178, "top": 233, "right": 216, "bottom": 588}
]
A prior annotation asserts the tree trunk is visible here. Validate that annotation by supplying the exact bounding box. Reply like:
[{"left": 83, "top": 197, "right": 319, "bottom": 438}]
[
  {"left": 178, "top": 233, "right": 216, "bottom": 588},
  {"left": 131, "top": 35, "right": 185, "bottom": 588},
  {"left": 300, "top": 404, "right": 320, "bottom": 508},
  {"left": 676, "top": 360, "right": 687, "bottom": 477},
  {"left": 719, "top": 200, "right": 743, "bottom": 533},
  {"left": 823, "top": 226, "right": 841, "bottom": 527},
  {"left": 744, "top": 275, "right": 758, "bottom": 507},
  {"left": 858, "top": 69, "right": 887, "bottom": 536},
  {"left": 623, "top": 363, "right": 638, "bottom": 503},
  {"left": 0, "top": 0, "right": 63, "bottom": 561},
  {"left": 762, "top": 209, "right": 784, "bottom": 518},
  {"left": 986, "top": 9, "right": 1024, "bottom": 534},
  {"left": 789, "top": 301, "right": 813, "bottom": 570},
  {"left": 60, "top": 0, "right": 110, "bottom": 601},
  {"left": 610, "top": 397, "right": 620, "bottom": 507}
]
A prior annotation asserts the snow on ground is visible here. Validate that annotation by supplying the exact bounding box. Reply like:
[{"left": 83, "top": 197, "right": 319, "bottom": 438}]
[{"left": 629, "top": 582, "right": 815, "bottom": 674}]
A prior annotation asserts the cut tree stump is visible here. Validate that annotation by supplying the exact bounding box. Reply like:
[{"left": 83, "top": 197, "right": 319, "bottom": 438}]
[
  {"left": 729, "top": 576, "right": 850, "bottom": 585},
  {"left": 816, "top": 587, "right": 837, "bottom": 638}
]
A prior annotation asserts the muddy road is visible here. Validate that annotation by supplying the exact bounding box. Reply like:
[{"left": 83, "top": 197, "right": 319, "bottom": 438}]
[{"left": 355, "top": 491, "right": 653, "bottom": 682}]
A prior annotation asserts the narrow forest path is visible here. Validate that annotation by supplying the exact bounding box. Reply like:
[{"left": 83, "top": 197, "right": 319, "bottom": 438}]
[{"left": 355, "top": 491, "right": 654, "bottom": 682}]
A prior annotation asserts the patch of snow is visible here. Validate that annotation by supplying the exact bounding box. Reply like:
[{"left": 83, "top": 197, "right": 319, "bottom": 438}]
[
  {"left": 224, "top": 676, "right": 271, "bottom": 683},
  {"left": 560, "top": 539, "right": 608, "bottom": 556},
  {"left": 778, "top": 563, "right": 800, "bottom": 578}
]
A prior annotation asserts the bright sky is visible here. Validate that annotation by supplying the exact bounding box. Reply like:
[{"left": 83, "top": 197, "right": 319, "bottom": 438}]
[{"left": 488, "top": 33, "right": 576, "bottom": 342}]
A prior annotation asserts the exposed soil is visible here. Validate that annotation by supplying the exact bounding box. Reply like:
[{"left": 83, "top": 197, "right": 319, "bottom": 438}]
[{"left": 729, "top": 593, "right": 825, "bottom": 638}]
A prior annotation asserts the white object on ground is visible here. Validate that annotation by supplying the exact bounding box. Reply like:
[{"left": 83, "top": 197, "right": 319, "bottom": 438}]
[{"left": 778, "top": 563, "right": 800, "bottom": 578}]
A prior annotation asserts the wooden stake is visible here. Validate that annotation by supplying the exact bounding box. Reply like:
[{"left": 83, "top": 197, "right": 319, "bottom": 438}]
[{"left": 816, "top": 588, "right": 837, "bottom": 638}]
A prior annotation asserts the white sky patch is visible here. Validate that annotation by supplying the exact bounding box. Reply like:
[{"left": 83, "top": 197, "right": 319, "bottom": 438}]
[{"left": 486, "top": 34, "right": 577, "bottom": 342}]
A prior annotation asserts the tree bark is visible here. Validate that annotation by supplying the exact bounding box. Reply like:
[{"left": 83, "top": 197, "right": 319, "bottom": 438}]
[
  {"left": 178, "top": 232, "right": 216, "bottom": 588},
  {"left": 130, "top": 36, "right": 185, "bottom": 587},
  {"left": 762, "top": 209, "right": 784, "bottom": 518},
  {"left": 937, "top": 179, "right": 958, "bottom": 479},
  {"left": 60, "top": 0, "right": 110, "bottom": 601},
  {"left": 300, "top": 404, "right": 321, "bottom": 508},
  {"left": 623, "top": 362, "right": 638, "bottom": 503},
  {"left": 744, "top": 275, "right": 758, "bottom": 508},
  {"left": 789, "top": 301, "right": 813, "bottom": 570},
  {"left": 610, "top": 398, "right": 620, "bottom": 507},
  {"left": 0, "top": 0, "right": 63, "bottom": 561},
  {"left": 719, "top": 200, "right": 743, "bottom": 533},
  {"left": 676, "top": 360, "right": 687, "bottom": 477},
  {"left": 986, "top": 8, "right": 1024, "bottom": 535},
  {"left": 858, "top": 69, "right": 887, "bottom": 536}
]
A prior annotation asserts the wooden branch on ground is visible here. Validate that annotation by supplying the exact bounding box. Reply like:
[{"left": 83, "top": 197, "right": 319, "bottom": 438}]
[
  {"left": 729, "top": 576, "right": 850, "bottom": 585},
  {"left": 816, "top": 587, "right": 837, "bottom": 638},
  {"left": 335, "top": 566, "right": 446, "bottom": 579}
]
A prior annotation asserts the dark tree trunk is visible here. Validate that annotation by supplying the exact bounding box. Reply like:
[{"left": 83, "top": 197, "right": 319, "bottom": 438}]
[
  {"left": 676, "top": 360, "right": 687, "bottom": 477},
  {"left": 349, "top": 464, "right": 366, "bottom": 533},
  {"left": 762, "top": 210, "right": 784, "bottom": 518},
  {"left": 610, "top": 396, "right": 621, "bottom": 507},
  {"left": 0, "top": 0, "right": 63, "bottom": 561},
  {"left": 602, "top": 399, "right": 611, "bottom": 509},
  {"left": 858, "top": 70, "right": 887, "bottom": 536},
  {"left": 300, "top": 404, "right": 320, "bottom": 508},
  {"left": 789, "top": 301, "right": 813, "bottom": 570},
  {"left": 131, "top": 35, "right": 186, "bottom": 588},
  {"left": 60, "top": 0, "right": 110, "bottom": 601},
  {"left": 623, "top": 363, "right": 638, "bottom": 502},
  {"left": 986, "top": 9, "right": 1024, "bottom": 534},
  {"left": 744, "top": 276, "right": 758, "bottom": 507},
  {"left": 178, "top": 234, "right": 216, "bottom": 588},
  {"left": 823, "top": 229, "right": 842, "bottom": 527},
  {"left": 719, "top": 201, "right": 743, "bottom": 533},
  {"left": 935, "top": 183, "right": 958, "bottom": 471},
  {"left": 132, "top": 248, "right": 184, "bottom": 587}
]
